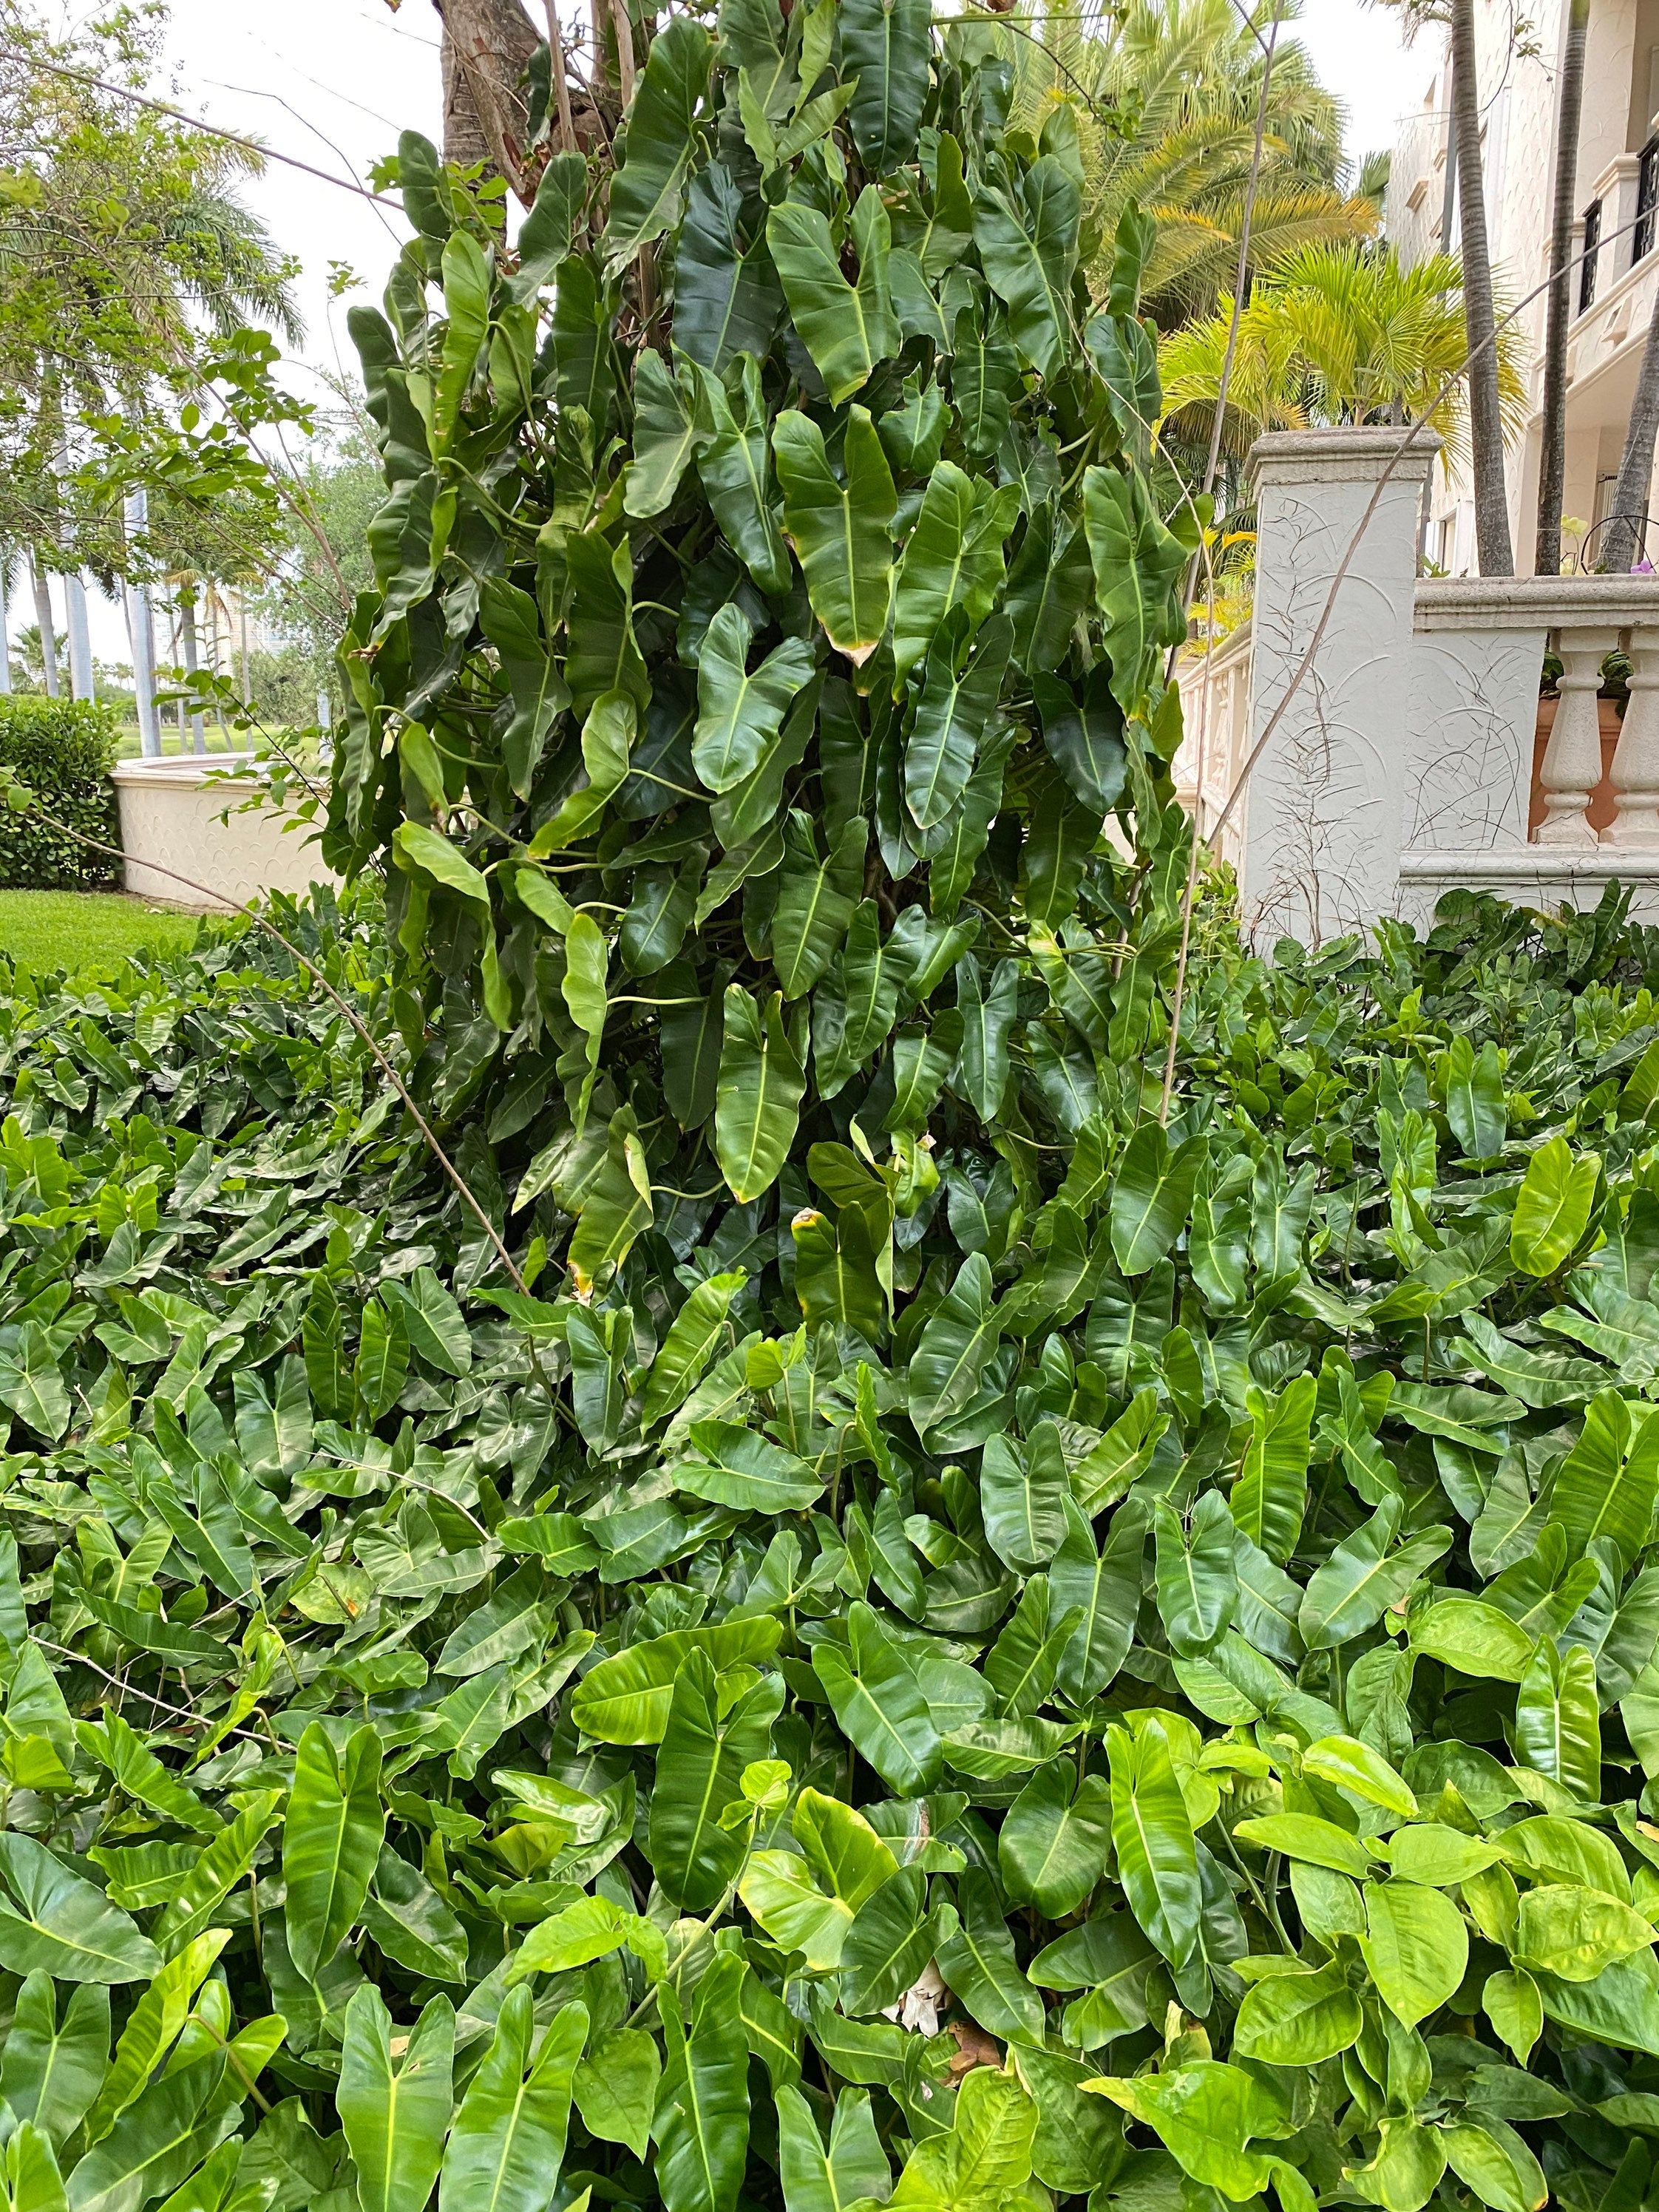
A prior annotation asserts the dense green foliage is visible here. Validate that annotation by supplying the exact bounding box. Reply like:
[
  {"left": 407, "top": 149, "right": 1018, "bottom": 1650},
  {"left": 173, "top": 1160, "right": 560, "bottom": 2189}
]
[
  {"left": 13, "top": 12, "right": 1659, "bottom": 2212},
  {"left": 0, "top": 696, "right": 118, "bottom": 888},
  {"left": 6, "top": 880, "right": 1659, "bottom": 2212}
]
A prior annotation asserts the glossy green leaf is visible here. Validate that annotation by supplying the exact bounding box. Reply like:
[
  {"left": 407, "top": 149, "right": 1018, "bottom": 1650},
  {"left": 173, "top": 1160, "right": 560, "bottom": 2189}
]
[
  {"left": 1513, "top": 1637, "right": 1601, "bottom": 1800},
  {"left": 1232, "top": 1961, "right": 1363, "bottom": 2064},
  {"left": 1110, "top": 1122, "right": 1206, "bottom": 1275},
  {"left": 714, "top": 986, "right": 807, "bottom": 1201},
  {"left": 892, "top": 463, "right": 1017, "bottom": 685},
  {"left": 981, "top": 1424, "right": 1069, "bottom": 1573},
  {"left": 575, "top": 2028, "right": 660, "bottom": 2160},
  {"left": 773, "top": 407, "right": 896, "bottom": 665},
  {"left": 908, "top": 1252, "right": 1000, "bottom": 1436},
  {"left": 1081, "top": 463, "right": 1187, "bottom": 713},
  {"left": 1153, "top": 1490, "right": 1238, "bottom": 1658},
  {"left": 1553, "top": 1391, "right": 1659, "bottom": 1567},
  {"left": 603, "top": 18, "right": 713, "bottom": 262},
  {"left": 1511, "top": 1135, "right": 1600, "bottom": 1275},
  {"left": 776, "top": 2083, "right": 892, "bottom": 2212},
  {"left": 282, "top": 1720, "right": 384, "bottom": 1984},
  {"left": 481, "top": 578, "right": 571, "bottom": 798},
  {"left": 627, "top": 348, "right": 698, "bottom": 518},
  {"left": 999, "top": 1763, "right": 1113, "bottom": 1918},
  {"left": 686, "top": 353, "right": 792, "bottom": 596},
  {"left": 812, "top": 1601, "right": 942, "bottom": 1794},
  {"left": 339, "top": 1987, "right": 454, "bottom": 2212},
  {"left": 1086, "top": 2062, "right": 1275, "bottom": 2199},
  {"left": 569, "top": 1618, "right": 782, "bottom": 1743},
  {"left": 655, "top": 1952, "right": 750, "bottom": 2212},
  {"left": 839, "top": 0, "right": 929, "bottom": 172},
  {"left": 972, "top": 160, "right": 1079, "bottom": 376},
  {"left": 766, "top": 190, "right": 900, "bottom": 404},
  {"left": 1107, "top": 1718, "right": 1201, "bottom": 1968},
  {"left": 1360, "top": 1879, "right": 1468, "bottom": 2027},
  {"left": 693, "top": 604, "right": 818, "bottom": 795},
  {"left": 438, "top": 1989, "right": 585, "bottom": 2212},
  {"left": 0, "top": 1837, "right": 158, "bottom": 1987}
]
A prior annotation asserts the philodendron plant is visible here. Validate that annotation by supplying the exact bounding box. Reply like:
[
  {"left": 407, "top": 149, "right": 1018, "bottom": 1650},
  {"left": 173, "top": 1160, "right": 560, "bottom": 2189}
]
[{"left": 0, "top": 7, "right": 1635, "bottom": 2212}]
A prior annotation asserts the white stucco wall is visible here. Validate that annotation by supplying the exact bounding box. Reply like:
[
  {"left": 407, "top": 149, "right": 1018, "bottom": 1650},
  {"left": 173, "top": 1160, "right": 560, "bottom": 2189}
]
[{"left": 112, "top": 757, "right": 339, "bottom": 912}]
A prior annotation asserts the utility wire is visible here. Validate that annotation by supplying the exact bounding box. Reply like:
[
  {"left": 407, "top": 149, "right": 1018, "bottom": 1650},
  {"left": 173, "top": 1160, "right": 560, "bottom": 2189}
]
[{"left": 0, "top": 49, "right": 398, "bottom": 208}]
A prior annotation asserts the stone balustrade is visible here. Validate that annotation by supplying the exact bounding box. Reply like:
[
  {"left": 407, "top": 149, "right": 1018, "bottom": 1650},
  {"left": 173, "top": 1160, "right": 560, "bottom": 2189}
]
[{"left": 1178, "top": 427, "right": 1659, "bottom": 945}]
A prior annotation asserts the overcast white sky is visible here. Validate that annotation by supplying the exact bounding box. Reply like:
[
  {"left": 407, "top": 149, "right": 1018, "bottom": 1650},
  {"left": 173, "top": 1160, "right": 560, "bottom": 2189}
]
[
  {"left": 44, "top": 0, "right": 1431, "bottom": 664},
  {"left": 168, "top": 0, "right": 1430, "bottom": 339}
]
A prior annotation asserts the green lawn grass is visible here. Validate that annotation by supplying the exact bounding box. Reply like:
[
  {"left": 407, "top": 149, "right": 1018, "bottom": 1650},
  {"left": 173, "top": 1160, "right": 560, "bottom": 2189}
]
[
  {"left": 114, "top": 721, "right": 244, "bottom": 759},
  {"left": 0, "top": 890, "right": 197, "bottom": 980}
]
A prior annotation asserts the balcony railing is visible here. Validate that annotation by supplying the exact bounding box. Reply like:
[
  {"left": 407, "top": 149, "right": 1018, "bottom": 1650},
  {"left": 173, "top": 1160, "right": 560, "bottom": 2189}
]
[
  {"left": 1175, "top": 429, "right": 1659, "bottom": 947},
  {"left": 1637, "top": 136, "right": 1659, "bottom": 264},
  {"left": 1581, "top": 198, "right": 1603, "bottom": 311}
]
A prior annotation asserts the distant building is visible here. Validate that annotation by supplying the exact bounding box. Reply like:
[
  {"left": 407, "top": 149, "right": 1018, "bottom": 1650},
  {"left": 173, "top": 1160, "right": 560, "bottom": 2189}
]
[{"left": 1388, "top": 0, "right": 1659, "bottom": 574}]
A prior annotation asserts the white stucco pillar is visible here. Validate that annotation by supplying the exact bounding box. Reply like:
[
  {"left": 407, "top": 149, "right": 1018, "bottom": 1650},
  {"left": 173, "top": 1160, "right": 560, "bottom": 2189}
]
[{"left": 1235, "top": 427, "right": 1441, "bottom": 948}]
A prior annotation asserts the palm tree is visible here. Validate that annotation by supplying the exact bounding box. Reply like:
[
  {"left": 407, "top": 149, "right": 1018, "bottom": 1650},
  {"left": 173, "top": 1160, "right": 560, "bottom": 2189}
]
[
  {"left": 1445, "top": 0, "right": 1511, "bottom": 573},
  {"left": 15, "top": 622, "right": 67, "bottom": 695},
  {"left": 1536, "top": 0, "right": 1590, "bottom": 573},
  {"left": 1158, "top": 241, "right": 1527, "bottom": 486},
  {"left": 1358, "top": 0, "right": 1512, "bottom": 571},
  {"left": 1011, "top": 0, "right": 1380, "bottom": 326},
  {"left": 0, "top": 16, "right": 301, "bottom": 732},
  {"left": 430, "top": 0, "right": 615, "bottom": 195},
  {"left": 0, "top": 17, "right": 302, "bottom": 637}
]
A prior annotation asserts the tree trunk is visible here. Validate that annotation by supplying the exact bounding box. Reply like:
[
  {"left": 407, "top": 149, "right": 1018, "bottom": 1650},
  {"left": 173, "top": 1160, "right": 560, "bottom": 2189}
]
[
  {"left": 63, "top": 573, "right": 93, "bottom": 700},
  {"left": 545, "top": 0, "right": 577, "bottom": 154},
  {"left": 30, "top": 558, "right": 58, "bottom": 699},
  {"left": 1449, "top": 0, "right": 1514, "bottom": 575},
  {"left": 1536, "top": 0, "right": 1590, "bottom": 575},
  {"left": 0, "top": 557, "right": 11, "bottom": 697},
  {"left": 179, "top": 583, "right": 207, "bottom": 756},
  {"left": 1602, "top": 284, "right": 1659, "bottom": 571},
  {"left": 1439, "top": 31, "right": 1458, "bottom": 251},
  {"left": 433, "top": 0, "right": 545, "bottom": 206},
  {"left": 1422, "top": 33, "right": 1459, "bottom": 566},
  {"left": 207, "top": 594, "right": 232, "bottom": 745},
  {"left": 123, "top": 489, "right": 160, "bottom": 759}
]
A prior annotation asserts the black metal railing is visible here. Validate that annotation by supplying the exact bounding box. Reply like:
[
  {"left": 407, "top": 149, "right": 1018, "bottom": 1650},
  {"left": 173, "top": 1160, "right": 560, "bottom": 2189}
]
[
  {"left": 1638, "top": 137, "right": 1659, "bottom": 263},
  {"left": 1581, "top": 198, "right": 1603, "bottom": 311}
]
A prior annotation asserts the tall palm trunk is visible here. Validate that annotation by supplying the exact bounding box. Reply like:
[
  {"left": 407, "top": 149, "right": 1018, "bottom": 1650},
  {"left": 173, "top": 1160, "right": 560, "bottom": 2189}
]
[
  {"left": 1422, "top": 31, "right": 1460, "bottom": 563},
  {"left": 30, "top": 558, "right": 58, "bottom": 699},
  {"left": 63, "top": 574, "right": 93, "bottom": 700},
  {"left": 433, "top": 0, "right": 546, "bottom": 203},
  {"left": 177, "top": 582, "right": 206, "bottom": 756},
  {"left": 123, "top": 489, "right": 160, "bottom": 757},
  {"left": 0, "top": 556, "right": 11, "bottom": 696},
  {"left": 1602, "top": 290, "right": 1659, "bottom": 570},
  {"left": 1536, "top": 0, "right": 1590, "bottom": 574},
  {"left": 1450, "top": 0, "right": 1514, "bottom": 574}
]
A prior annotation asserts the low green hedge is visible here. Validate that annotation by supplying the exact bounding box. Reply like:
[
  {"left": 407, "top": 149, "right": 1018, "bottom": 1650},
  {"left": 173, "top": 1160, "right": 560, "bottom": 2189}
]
[{"left": 0, "top": 693, "right": 120, "bottom": 888}]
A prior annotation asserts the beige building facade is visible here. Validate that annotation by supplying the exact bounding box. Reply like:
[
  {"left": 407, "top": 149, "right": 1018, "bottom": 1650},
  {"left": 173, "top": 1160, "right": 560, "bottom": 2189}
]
[{"left": 1388, "top": 0, "right": 1659, "bottom": 573}]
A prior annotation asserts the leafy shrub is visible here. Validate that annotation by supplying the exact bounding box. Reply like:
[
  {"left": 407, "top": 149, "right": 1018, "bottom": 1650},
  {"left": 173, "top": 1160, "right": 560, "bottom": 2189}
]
[
  {"left": 0, "top": 693, "right": 120, "bottom": 888},
  {"left": 10, "top": 4, "right": 1659, "bottom": 2204},
  {"left": 3, "top": 878, "right": 1659, "bottom": 2210},
  {"left": 6, "top": 871, "right": 1659, "bottom": 2203}
]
